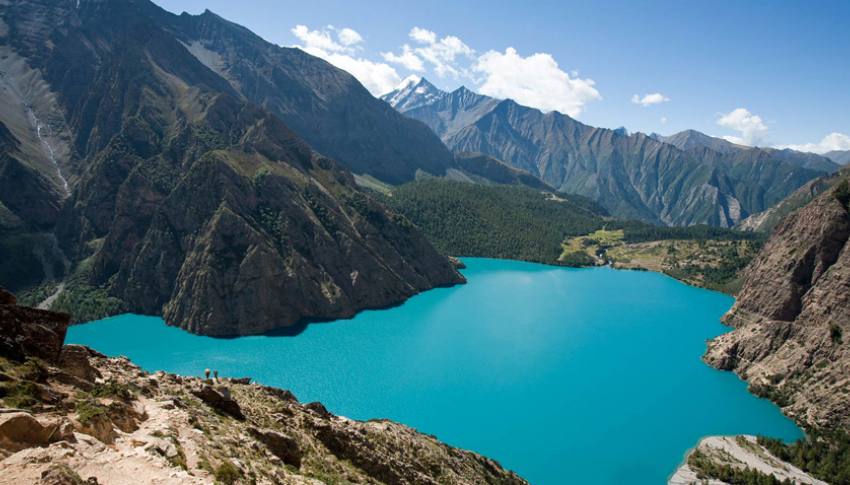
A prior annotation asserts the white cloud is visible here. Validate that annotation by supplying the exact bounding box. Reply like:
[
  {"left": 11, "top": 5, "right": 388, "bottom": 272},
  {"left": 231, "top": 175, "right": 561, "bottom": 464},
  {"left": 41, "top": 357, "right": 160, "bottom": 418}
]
[
  {"left": 337, "top": 27, "right": 363, "bottom": 47},
  {"left": 292, "top": 24, "right": 601, "bottom": 109},
  {"left": 716, "top": 108, "right": 768, "bottom": 146},
  {"left": 473, "top": 47, "right": 601, "bottom": 116},
  {"left": 382, "top": 27, "right": 474, "bottom": 78},
  {"left": 291, "top": 24, "right": 400, "bottom": 96},
  {"left": 381, "top": 44, "right": 425, "bottom": 72},
  {"left": 778, "top": 132, "right": 850, "bottom": 154},
  {"left": 321, "top": 55, "right": 401, "bottom": 96},
  {"left": 292, "top": 24, "right": 358, "bottom": 53},
  {"left": 409, "top": 27, "right": 437, "bottom": 44},
  {"left": 631, "top": 92, "right": 670, "bottom": 107},
  {"left": 660, "top": 116, "right": 668, "bottom": 125}
]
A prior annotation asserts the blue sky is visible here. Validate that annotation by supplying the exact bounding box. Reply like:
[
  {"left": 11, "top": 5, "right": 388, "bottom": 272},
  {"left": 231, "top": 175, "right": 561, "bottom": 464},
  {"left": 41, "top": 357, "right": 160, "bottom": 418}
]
[{"left": 154, "top": 0, "right": 850, "bottom": 152}]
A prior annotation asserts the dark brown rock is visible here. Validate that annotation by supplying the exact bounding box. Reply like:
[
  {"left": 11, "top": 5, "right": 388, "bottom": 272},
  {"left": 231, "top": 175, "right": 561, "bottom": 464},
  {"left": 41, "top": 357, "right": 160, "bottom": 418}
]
[
  {"left": 0, "top": 303, "right": 70, "bottom": 364},
  {"left": 191, "top": 385, "right": 245, "bottom": 420},
  {"left": 0, "top": 287, "right": 16, "bottom": 305},
  {"left": 248, "top": 427, "right": 302, "bottom": 467},
  {"left": 304, "top": 401, "right": 331, "bottom": 418},
  {"left": 58, "top": 345, "right": 101, "bottom": 383}
]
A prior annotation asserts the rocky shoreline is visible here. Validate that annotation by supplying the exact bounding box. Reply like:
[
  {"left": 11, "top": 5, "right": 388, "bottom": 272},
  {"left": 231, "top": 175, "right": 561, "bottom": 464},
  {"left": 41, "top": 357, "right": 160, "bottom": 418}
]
[
  {"left": 0, "top": 289, "right": 527, "bottom": 484},
  {"left": 669, "top": 178, "right": 850, "bottom": 484},
  {"left": 668, "top": 436, "right": 825, "bottom": 485}
]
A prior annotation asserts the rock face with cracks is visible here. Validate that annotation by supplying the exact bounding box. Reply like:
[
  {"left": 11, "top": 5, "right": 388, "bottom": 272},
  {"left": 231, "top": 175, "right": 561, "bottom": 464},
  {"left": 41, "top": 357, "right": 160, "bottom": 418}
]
[{"left": 704, "top": 177, "right": 850, "bottom": 430}]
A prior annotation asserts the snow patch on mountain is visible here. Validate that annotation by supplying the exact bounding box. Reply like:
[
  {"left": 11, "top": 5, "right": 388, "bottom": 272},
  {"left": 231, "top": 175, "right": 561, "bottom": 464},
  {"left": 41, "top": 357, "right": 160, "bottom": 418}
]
[{"left": 381, "top": 76, "right": 445, "bottom": 111}]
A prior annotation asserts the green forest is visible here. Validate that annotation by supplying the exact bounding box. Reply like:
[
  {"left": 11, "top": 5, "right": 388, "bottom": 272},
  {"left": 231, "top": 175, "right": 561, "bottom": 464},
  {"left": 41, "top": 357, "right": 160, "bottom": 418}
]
[{"left": 381, "top": 180, "right": 759, "bottom": 265}]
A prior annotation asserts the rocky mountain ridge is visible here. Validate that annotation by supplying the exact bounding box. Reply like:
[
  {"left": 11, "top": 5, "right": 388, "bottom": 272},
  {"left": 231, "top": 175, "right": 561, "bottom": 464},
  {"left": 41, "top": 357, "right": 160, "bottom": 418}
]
[
  {"left": 383, "top": 78, "right": 838, "bottom": 227},
  {"left": 0, "top": 0, "right": 464, "bottom": 336}
]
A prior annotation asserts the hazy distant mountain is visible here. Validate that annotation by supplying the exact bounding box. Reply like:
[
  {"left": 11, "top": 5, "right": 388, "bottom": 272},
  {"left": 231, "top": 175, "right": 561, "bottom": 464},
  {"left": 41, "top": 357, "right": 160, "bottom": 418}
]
[
  {"left": 384, "top": 80, "right": 499, "bottom": 141},
  {"left": 385, "top": 79, "right": 838, "bottom": 227},
  {"left": 826, "top": 150, "right": 850, "bottom": 165},
  {"left": 0, "top": 0, "right": 463, "bottom": 335},
  {"left": 657, "top": 130, "right": 839, "bottom": 173}
]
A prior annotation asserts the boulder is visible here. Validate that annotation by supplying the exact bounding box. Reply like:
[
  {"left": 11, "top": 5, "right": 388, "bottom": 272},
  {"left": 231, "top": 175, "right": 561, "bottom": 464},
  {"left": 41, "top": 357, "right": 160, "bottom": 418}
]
[
  {"left": 305, "top": 401, "right": 332, "bottom": 418},
  {"left": 0, "top": 303, "right": 70, "bottom": 363},
  {"left": 0, "top": 411, "right": 72, "bottom": 452},
  {"left": 191, "top": 385, "right": 244, "bottom": 420},
  {"left": 248, "top": 427, "right": 302, "bottom": 467},
  {"left": 76, "top": 414, "right": 117, "bottom": 445},
  {"left": 145, "top": 437, "right": 180, "bottom": 461},
  {"left": 58, "top": 345, "right": 101, "bottom": 382}
]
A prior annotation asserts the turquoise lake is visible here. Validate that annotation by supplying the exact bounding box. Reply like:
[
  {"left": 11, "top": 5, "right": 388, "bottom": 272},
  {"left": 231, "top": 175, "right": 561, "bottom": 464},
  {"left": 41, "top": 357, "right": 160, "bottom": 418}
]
[{"left": 67, "top": 258, "right": 802, "bottom": 484}]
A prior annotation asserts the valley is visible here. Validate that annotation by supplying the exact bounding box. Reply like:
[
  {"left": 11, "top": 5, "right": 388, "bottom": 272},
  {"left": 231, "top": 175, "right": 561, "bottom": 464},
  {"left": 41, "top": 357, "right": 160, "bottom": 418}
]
[
  {"left": 382, "top": 179, "right": 761, "bottom": 293},
  {"left": 1, "top": 0, "right": 849, "bottom": 484},
  {"left": 560, "top": 229, "right": 759, "bottom": 293}
]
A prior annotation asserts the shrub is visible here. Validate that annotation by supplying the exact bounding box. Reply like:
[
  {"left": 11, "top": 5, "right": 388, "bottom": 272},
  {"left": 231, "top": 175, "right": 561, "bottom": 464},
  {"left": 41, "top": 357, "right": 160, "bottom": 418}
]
[
  {"left": 214, "top": 461, "right": 242, "bottom": 485},
  {"left": 91, "top": 381, "right": 134, "bottom": 401},
  {"left": 0, "top": 381, "right": 40, "bottom": 409},
  {"left": 835, "top": 180, "right": 850, "bottom": 209},
  {"left": 75, "top": 399, "right": 109, "bottom": 425},
  {"left": 830, "top": 324, "right": 843, "bottom": 344}
]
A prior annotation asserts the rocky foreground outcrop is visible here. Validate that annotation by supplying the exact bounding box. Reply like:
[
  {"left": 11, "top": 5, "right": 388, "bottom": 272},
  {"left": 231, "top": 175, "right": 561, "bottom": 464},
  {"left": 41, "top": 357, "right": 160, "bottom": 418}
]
[
  {"left": 704, "top": 178, "right": 850, "bottom": 430},
  {"left": 0, "top": 292, "right": 526, "bottom": 484}
]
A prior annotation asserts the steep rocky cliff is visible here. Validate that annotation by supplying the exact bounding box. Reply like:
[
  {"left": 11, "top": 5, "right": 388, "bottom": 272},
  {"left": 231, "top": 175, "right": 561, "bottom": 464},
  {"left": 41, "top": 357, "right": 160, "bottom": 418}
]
[
  {"left": 0, "top": 0, "right": 463, "bottom": 335},
  {"left": 704, "top": 176, "right": 850, "bottom": 429},
  {"left": 0, "top": 292, "right": 527, "bottom": 484}
]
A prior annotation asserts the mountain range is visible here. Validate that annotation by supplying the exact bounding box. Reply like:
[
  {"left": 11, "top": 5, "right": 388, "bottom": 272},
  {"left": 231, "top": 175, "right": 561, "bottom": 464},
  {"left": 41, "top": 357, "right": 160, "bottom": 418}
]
[
  {"left": 382, "top": 77, "right": 839, "bottom": 227},
  {"left": 0, "top": 0, "right": 465, "bottom": 336},
  {"left": 0, "top": 0, "right": 842, "bottom": 337}
]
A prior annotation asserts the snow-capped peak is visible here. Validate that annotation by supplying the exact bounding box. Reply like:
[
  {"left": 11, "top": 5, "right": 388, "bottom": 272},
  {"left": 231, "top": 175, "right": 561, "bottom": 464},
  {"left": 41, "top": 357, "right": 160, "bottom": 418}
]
[
  {"left": 396, "top": 75, "right": 422, "bottom": 91},
  {"left": 380, "top": 76, "right": 445, "bottom": 111}
]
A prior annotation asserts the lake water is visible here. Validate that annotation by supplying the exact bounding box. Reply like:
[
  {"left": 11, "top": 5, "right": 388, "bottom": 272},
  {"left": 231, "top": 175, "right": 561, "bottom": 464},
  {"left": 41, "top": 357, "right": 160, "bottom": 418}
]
[{"left": 67, "top": 258, "right": 802, "bottom": 484}]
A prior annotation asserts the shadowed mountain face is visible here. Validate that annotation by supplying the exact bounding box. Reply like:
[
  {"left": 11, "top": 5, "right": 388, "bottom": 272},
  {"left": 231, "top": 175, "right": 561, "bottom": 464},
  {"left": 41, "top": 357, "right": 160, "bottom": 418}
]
[
  {"left": 384, "top": 79, "right": 838, "bottom": 227},
  {"left": 160, "top": 10, "right": 456, "bottom": 185},
  {"left": 0, "top": 0, "right": 463, "bottom": 336}
]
